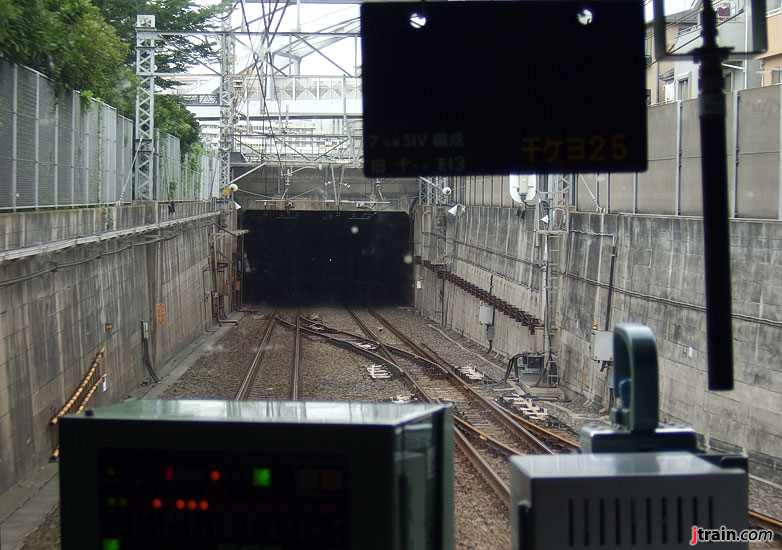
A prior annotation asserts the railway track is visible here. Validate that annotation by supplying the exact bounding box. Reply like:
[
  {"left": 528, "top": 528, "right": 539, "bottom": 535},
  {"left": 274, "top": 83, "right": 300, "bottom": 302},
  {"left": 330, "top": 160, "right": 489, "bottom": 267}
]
[
  {"left": 341, "top": 308, "right": 514, "bottom": 506},
  {"left": 235, "top": 306, "right": 782, "bottom": 534},
  {"left": 273, "top": 307, "right": 568, "bottom": 508},
  {"left": 235, "top": 308, "right": 301, "bottom": 401},
  {"left": 341, "top": 308, "right": 562, "bottom": 507}
]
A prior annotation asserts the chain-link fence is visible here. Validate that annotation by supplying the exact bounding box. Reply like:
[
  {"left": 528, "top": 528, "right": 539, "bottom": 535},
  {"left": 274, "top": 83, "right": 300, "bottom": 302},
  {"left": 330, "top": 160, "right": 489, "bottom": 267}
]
[
  {"left": 156, "top": 132, "right": 220, "bottom": 202},
  {"left": 0, "top": 59, "right": 220, "bottom": 210}
]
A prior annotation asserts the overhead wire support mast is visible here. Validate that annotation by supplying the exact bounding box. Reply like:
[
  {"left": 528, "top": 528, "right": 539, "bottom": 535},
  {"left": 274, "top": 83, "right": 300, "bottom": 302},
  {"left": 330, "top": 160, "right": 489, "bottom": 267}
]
[
  {"left": 135, "top": 16, "right": 157, "bottom": 200},
  {"left": 693, "top": 0, "right": 734, "bottom": 390},
  {"left": 219, "top": 11, "right": 236, "bottom": 193}
]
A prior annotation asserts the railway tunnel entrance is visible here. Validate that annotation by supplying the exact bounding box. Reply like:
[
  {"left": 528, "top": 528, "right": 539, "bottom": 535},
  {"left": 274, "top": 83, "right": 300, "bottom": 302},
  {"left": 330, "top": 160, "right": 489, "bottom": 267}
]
[{"left": 241, "top": 211, "right": 412, "bottom": 306}]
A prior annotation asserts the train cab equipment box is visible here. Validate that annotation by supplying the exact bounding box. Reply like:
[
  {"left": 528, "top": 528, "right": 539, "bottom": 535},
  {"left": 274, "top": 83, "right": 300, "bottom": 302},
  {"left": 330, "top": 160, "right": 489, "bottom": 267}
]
[
  {"left": 59, "top": 400, "right": 453, "bottom": 550},
  {"left": 510, "top": 325, "right": 749, "bottom": 549}
]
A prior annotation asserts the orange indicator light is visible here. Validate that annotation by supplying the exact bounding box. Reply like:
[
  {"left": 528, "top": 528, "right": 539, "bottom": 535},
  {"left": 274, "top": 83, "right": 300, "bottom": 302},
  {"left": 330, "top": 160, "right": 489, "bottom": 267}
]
[
  {"left": 175, "top": 499, "right": 185, "bottom": 510},
  {"left": 210, "top": 470, "right": 221, "bottom": 481},
  {"left": 199, "top": 500, "right": 209, "bottom": 511},
  {"left": 188, "top": 500, "right": 197, "bottom": 510},
  {"left": 152, "top": 498, "right": 162, "bottom": 509}
]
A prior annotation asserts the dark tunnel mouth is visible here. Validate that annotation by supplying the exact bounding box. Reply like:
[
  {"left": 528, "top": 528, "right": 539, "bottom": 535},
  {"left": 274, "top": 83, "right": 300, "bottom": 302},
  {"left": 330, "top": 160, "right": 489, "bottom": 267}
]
[{"left": 240, "top": 210, "right": 413, "bottom": 307}]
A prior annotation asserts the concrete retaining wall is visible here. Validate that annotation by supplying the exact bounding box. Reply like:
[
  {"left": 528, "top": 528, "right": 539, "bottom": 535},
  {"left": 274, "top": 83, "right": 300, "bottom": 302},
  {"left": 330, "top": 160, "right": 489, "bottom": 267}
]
[
  {"left": 559, "top": 213, "right": 782, "bottom": 478},
  {"left": 0, "top": 202, "right": 237, "bottom": 494},
  {"left": 414, "top": 204, "right": 546, "bottom": 358},
  {"left": 414, "top": 205, "right": 782, "bottom": 481}
]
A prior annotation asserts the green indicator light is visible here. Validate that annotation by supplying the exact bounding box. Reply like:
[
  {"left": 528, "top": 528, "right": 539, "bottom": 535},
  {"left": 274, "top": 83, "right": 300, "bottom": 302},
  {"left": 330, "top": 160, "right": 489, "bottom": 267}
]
[
  {"left": 253, "top": 468, "right": 272, "bottom": 487},
  {"left": 106, "top": 467, "right": 116, "bottom": 478},
  {"left": 118, "top": 497, "right": 128, "bottom": 507},
  {"left": 107, "top": 497, "right": 117, "bottom": 507},
  {"left": 102, "top": 538, "right": 120, "bottom": 550}
]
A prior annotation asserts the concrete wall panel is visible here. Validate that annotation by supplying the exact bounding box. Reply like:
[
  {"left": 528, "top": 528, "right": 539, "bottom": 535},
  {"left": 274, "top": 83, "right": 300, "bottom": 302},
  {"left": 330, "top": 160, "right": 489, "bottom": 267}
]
[
  {"left": 638, "top": 161, "right": 676, "bottom": 214},
  {"left": 736, "top": 153, "right": 780, "bottom": 218},
  {"left": 0, "top": 203, "right": 237, "bottom": 495},
  {"left": 680, "top": 99, "right": 704, "bottom": 215},
  {"left": 607, "top": 173, "right": 635, "bottom": 213}
]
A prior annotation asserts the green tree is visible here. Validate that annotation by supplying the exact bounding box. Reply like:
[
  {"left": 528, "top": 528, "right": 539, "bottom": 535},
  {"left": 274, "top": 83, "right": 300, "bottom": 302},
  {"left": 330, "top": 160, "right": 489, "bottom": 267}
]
[
  {"left": 155, "top": 94, "right": 202, "bottom": 155},
  {"left": 0, "top": 0, "right": 128, "bottom": 103},
  {"left": 0, "top": 0, "right": 18, "bottom": 46},
  {"left": 92, "top": 0, "right": 231, "bottom": 151},
  {"left": 0, "top": 0, "right": 225, "bottom": 167},
  {"left": 91, "top": 0, "right": 229, "bottom": 88}
]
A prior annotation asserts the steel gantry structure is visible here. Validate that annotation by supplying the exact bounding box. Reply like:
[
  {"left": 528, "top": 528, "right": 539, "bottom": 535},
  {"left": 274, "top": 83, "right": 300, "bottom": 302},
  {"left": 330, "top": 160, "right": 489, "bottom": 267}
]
[
  {"left": 134, "top": 15, "right": 157, "bottom": 200},
  {"left": 134, "top": 1, "right": 372, "bottom": 200}
]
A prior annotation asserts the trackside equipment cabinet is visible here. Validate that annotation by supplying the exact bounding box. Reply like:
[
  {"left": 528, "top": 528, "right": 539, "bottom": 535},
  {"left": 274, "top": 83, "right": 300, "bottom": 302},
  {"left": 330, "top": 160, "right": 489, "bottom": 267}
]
[{"left": 59, "top": 400, "right": 453, "bottom": 550}]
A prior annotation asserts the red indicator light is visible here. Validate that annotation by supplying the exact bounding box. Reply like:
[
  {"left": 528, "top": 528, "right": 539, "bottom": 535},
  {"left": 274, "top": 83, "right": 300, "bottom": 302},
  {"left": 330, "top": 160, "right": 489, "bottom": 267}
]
[
  {"left": 199, "top": 500, "right": 209, "bottom": 511},
  {"left": 188, "top": 500, "right": 197, "bottom": 510},
  {"left": 210, "top": 470, "right": 221, "bottom": 482},
  {"left": 152, "top": 498, "right": 162, "bottom": 509},
  {"left": 175, "top": 499, "right": 185, "bottom": 510},
  {"left": 165, "top": 466, "right": 175, "bottom": 482}
]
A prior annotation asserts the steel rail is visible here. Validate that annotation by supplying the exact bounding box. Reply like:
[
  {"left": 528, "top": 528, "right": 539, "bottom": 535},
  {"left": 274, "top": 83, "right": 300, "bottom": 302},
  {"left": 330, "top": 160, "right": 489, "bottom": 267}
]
[
  {"left": 300, "top": 317, "right": 438, "bottom": 364},
  {"left": 277, "top": 317, "right": 399, "bottom": 370},
  {"left": 301, "top": 314, "right": 576, "bottom": 450},
  {"left": 368, "top": 309, "right": 554, "bottom": 456},
  {"left": 235, "top": 310, "right": 279, "bottom": 400},
  {"left": 292, "top": 314, "right": 301, "bottom": 400},
  {"left": 454, "top": 428, "right": 511, "bottom": 508},
  {"left": 288, "top": 309, "right": 545, "bottom": 508},
  {"left": 500, "top": 404, "right": 581, "bottom": 451},
  {"left": 352, "top": 308, "right": 512, "bottom": 507},
  {"left": 301, "top": 308, "right": 515, "bottom": 509},
  {"left": 346, "top": 308, "right": 398, "bottom": 366},
  {"left": 343, "top": 308, "right": 431, "bottom": 399},
  {"left": 454, "top": 416, "right": 526, "bottom": 457}
]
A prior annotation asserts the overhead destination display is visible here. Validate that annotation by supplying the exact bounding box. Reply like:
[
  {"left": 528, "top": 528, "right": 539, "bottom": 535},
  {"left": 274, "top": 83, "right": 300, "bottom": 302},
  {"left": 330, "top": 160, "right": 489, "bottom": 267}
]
[{"left": 361, "top": 1, "right": 647, "bottom": 176}]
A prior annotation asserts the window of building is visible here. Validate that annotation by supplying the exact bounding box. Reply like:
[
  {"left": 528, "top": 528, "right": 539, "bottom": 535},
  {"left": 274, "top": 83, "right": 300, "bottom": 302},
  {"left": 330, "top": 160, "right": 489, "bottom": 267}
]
[
  {"left": 664, "top": 80, "right": 675, "bottom": 102},
  {"left": 677, "top": 78, "right": 690, "bottom": 100},
  {"left": 773, "top": 68, "right": 782, "bottom": 85},
  {"left": 723, "top": 72, "right": 733, "bottom": 92}
]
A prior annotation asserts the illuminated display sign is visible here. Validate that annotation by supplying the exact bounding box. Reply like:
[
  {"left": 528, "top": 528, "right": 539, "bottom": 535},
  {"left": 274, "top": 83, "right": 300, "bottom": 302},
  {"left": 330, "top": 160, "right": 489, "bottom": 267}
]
[
  {"left": 361, "top": 1, "right": 647, "bottom": 176},
  {"left": 98, "top": 450, "right": 348, "bottom": 549}
]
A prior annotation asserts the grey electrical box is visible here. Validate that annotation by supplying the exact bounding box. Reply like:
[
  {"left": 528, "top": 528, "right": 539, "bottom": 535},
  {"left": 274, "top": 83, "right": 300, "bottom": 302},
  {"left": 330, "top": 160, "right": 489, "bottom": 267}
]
[
  {"left": 59, "top": 399, "right": 454, "bottom": 550},
  {"left": 591, "top": 330, "right": 614, "bottom": 361},
  {"left": 510, "top": 452, "right": 748, "bottom": 549},
  {"left": 478, "top": 303, "right": 494, "bottom": 325}
]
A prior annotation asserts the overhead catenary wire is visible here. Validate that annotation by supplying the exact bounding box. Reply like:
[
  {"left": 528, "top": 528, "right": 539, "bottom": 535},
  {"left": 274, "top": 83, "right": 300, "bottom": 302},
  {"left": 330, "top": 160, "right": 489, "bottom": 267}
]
[
  {"left": 228, "top": 1, "right": 361, "bottom": 169},
  {"left": 238, "top": 0, "right": 290, "bottom": 173}
]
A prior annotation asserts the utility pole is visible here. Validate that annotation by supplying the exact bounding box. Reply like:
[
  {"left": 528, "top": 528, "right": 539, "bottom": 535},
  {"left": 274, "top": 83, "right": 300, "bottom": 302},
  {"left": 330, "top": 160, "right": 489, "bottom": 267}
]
[{"left": 694, "top": 0, "right": 734, "bottom": 390}]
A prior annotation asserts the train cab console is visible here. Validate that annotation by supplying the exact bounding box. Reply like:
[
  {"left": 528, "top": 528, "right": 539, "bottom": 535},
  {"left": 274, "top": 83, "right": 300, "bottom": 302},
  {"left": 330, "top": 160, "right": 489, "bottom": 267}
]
[{"left": 59, "top": 400, "right": 453, "bottom": 550}]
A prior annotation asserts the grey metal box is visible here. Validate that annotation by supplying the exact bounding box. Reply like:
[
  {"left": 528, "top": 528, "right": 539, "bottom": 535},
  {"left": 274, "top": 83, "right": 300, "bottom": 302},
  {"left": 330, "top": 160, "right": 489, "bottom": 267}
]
[
  {"left": 60, "top": 400, "right": 453, "bottom": 550},
  {"left": 590, "top": 330, "right": 614, "bottom": 362},
  {"left": 510, "top": 452, "right": 747, "bottom": 549},
  {"left": 477, "top": 304, "right": 494, "bottom": 325}
]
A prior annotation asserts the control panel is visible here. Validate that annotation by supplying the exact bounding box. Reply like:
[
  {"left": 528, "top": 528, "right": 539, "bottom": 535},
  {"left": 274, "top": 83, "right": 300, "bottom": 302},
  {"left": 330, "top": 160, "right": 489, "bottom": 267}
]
[{"left": 59, "top": 400, "right": 453, "bottom": 550}]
